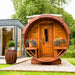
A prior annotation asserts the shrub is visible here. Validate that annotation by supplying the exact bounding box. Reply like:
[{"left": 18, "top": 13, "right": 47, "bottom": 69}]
[
  {"left": 8, "top": 41, "right": 15, "bottom": 48},
  {"left": 62, "top": 45, "right": 75, "bottom": 58}
]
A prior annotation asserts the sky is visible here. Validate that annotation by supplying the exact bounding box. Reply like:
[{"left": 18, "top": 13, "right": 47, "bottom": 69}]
[
  {"left": 0, "top": 0, "right": 15, "bottom": 19},
  {"left": 0, "top": 0, "right": 75, "bottom": 19},
  {"left": 64, "top": 0, "right": 75, "bottom": 19}
]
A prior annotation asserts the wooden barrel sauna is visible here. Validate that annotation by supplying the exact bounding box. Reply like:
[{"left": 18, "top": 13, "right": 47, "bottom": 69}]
[
  {"left": 5, "top": 50, "right": 17, "bottom": 64},
  {"left": 23, "top": 14, "right": 71, "bottom": 64}
]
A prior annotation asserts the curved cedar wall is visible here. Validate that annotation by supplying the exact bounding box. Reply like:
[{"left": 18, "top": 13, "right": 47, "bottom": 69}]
[
  {"left": 26, "top": 24, "right": 38, "bottom": 45},
  {"left": 23, "top": 15, "right": 70, "bottom": 62}
]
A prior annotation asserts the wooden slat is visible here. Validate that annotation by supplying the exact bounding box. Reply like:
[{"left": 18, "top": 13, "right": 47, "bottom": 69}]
[
  {"left": 38, "top": 24, "right": 40, "bottom": 57},
  {"left": 57, "top": 50, "right": 64, "bottom": 56},
  {"left": 54, "top": 24, "right": 57, "bottom": 57},
  {"left": 25, "top": 47, "right": 38, "bottom": 58},
  {"left": 55, "top": 47, "right": 67, "bottom": 50},
  {"left": 29, "top": 50, "right": 35, "bottom": 57},
  {"left": 25, "top": 47, "right": 37, "bottom": 50}
]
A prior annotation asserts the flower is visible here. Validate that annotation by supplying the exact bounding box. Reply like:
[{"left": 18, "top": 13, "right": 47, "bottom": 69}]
[
  {"left": 28, "top": 37, "right": 31, "bottom": 40},
  {"left": 32, "top": 38, "right": 34, "bottom": 39},
  {"left": 53, "top": 37, "right": 66, "bottom": 46},
  {"left": 52, "top": 38, "right": 54, "bottom": 40},
  {"left": 26, "top": 39, "right": 28, "bottom": 40},
  {"left": 62, "top": 38, "right": 64, "bottom": 40}
]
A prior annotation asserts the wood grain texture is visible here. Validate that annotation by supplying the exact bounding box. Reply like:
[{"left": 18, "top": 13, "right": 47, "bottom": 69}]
[
  {"left": 5, "top": 50, "right": 17, "bottom": 64},
  {"left": 23, "top": 15, "right": 70, "bottom": 63},
  {"left": 25, "top": 47, "right": 37, "bottom": 58},
  {"left": 39, "top": 22, "right": 53, "bottom": 57},
  {"left": 31, "top": 58, "right": 61, "bottom": 64}
]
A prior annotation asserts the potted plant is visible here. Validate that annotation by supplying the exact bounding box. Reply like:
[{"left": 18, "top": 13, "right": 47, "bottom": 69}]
[
  {"left": 53, "top": 37, "right": 66, "bottom": 46},
  {"left": 5, "top": 40, "right": 17, "bottom": 64},
  {"left": 8, "top": 40, "right": 15, "bottom": 50},
  {"left": 26, "top": 38, "right": 37, "bottom": 47},
  {"left": 28, "top": 39, "right": 33, "bottom": 47}
]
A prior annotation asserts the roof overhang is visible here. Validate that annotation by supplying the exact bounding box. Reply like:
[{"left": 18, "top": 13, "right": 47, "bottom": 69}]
[
  {"left": 23, "top": 14, "right": 71, "bottom": 34},
  {"left": 0, "top": 19, "right": 24, "bottom": 30}
]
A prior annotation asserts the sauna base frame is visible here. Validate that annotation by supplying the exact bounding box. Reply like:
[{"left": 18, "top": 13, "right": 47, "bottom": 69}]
[{"left": 31, "top": 58, "right": 61, "bottom": 65}]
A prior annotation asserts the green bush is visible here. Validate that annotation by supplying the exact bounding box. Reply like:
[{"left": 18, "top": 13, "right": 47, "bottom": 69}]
[
  {"left": 8, "top": 41, "right": 15, "bottom": 47},
  {"left": 62, "top": 45, "right": 75, "bottom": 58},
  {"left": 70, "top": 39, "right": 74, "bottom": 45}
]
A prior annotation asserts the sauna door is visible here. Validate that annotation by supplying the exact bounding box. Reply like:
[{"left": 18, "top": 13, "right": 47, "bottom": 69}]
[{"left": 40, "top": 24, "right": 54, "bottom": 57}]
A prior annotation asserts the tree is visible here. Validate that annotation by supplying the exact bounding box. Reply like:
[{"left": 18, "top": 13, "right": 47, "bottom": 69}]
[
  {"left": 62, "top": 11, "right": 74, "bottom": 27},
  {"left": 70, "top": 21, "right": 75, "bottom": 38},
  {"left": 12, "top": 0, "right": 75, "bottom": 38},
  {"left": 12, "top": 0, "right": 70, "bottom": 11},
  {"left": 12, "top": 0, "right": 71, "bottom": 25}
]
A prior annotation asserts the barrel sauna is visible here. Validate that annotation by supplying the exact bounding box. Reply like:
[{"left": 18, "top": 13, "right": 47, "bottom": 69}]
[{"left": 23, "top": 15, "right": 71, "bottom": 64}]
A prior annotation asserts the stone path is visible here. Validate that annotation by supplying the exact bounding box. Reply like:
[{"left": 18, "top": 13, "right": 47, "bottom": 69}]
[
  {"left": 0, "top": 59, "right": 75, "bottom": 72},
  {"left": 0, "top": 57, "right": 31, "bottom": 64}
]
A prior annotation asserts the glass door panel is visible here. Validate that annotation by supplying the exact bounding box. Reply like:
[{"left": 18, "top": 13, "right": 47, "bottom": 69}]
[{"left": 2, "top": 27, "right": 13, "bottom": 55}]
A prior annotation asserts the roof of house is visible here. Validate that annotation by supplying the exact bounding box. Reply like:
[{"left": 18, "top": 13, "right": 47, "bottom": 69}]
[{"left": 0, "top": 19, "right": 24, "bottom": 30}]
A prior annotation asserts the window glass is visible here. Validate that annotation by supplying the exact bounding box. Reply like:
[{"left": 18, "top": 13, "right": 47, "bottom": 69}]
[
  {"left": 2, "top": 26, "right": 14, "bottom": 56},
  {"left": 44, "top": 29, "right": 48, "bottom": 42}
]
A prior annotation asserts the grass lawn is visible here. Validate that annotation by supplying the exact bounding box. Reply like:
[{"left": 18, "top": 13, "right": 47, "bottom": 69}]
[
  {"left": 0, "top": 71, "right": 75, "bottom": 75},
  {"left": 0, "top": 58, "right": 75, "bottom": 75},
  {"left": 0, "top": 64, "right": 12, "bottom": 69},
  {"left": 61, "top": 58, "right": 75, "bottom": 65}
]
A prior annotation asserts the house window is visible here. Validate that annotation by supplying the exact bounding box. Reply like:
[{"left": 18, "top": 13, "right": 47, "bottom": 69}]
[{"left": 44, "top": 29, "right": 48, "bottom": 42}]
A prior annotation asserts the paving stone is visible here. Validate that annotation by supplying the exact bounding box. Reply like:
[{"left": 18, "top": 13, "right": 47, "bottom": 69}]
[
  {"left": 0, "top": 59, "right": 75, "bottom": 72},
  {"left": 0, "top": 57, "right": 31, "bottom": 64}
]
